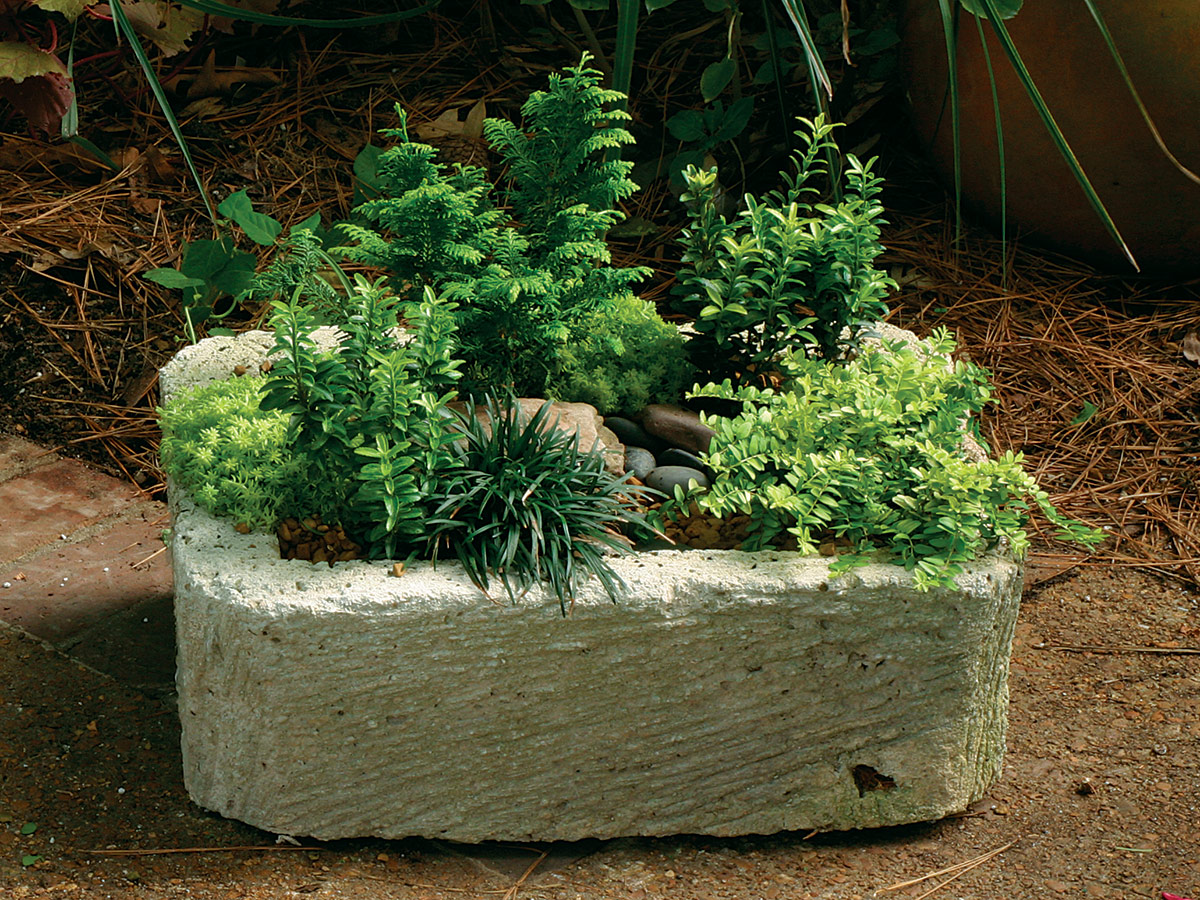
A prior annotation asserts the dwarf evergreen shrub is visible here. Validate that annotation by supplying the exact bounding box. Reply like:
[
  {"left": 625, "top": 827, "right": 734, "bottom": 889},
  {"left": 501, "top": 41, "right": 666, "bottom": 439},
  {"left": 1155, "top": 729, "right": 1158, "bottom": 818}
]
[{"left": 340, "top": 53, "right": 650, "bottom": 397}]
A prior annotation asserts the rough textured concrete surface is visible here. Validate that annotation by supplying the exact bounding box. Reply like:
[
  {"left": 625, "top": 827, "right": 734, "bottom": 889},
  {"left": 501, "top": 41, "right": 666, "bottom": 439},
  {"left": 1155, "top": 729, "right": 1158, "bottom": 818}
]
[{"left": 163, "top": 331, "right": 1024, "bottom": 843}]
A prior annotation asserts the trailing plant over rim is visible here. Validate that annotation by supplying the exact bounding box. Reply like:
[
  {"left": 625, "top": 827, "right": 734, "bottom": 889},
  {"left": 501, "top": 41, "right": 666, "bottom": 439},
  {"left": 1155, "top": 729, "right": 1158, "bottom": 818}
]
[{"left": 676, "top": 328, "right": 1101, "bottom": 589}]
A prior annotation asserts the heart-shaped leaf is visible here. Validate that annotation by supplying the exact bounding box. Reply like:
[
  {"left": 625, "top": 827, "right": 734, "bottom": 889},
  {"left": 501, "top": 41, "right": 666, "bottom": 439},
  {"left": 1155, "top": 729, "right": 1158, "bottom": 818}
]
[
  {"left": 700, "top": 57, "right": 735, "bottom": 102},
  {"left": 217, "top": 190, "right": 282, "bottom": 246}
]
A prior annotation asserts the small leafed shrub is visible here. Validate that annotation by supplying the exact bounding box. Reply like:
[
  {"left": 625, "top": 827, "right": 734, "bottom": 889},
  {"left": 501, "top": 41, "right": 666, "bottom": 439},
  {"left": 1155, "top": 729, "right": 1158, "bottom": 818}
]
[
  {"left": 674, "top": 115, "right": 895, "bottom": 385},
  {"left": 257, "top": 257, "right": 462, "bottom": 561},
  {"left": 546, "top": 293, "right": 696, "bottom": 416},
  {"left": 679, "top": 329, "right": 1101, "bottom": 588}
]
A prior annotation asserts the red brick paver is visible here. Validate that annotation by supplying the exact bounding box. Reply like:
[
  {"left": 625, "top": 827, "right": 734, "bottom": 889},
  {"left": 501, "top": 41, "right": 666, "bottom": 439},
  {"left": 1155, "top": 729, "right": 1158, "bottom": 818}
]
[
  {"left": 0, "top": 436, "right": 174, "bottom": 688},
  {"left": 0, "top": 514, "right": 170, "bottom": 643},
  {"left": 0, "top": 459, "right": 140, "bottom": 560}
]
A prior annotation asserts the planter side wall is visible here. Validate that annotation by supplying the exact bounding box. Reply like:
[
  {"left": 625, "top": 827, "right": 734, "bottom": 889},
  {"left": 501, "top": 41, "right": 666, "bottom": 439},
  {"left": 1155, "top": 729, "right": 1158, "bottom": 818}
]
[{"left": 163, "top": 332, "right": 1023, "bottom": 842}]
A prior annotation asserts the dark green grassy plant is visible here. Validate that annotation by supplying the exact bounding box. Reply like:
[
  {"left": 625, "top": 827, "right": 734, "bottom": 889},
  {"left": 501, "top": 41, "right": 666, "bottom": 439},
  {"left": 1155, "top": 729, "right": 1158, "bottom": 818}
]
[{"left": 426, "top": 395, "right": 650, "bottom": 614}]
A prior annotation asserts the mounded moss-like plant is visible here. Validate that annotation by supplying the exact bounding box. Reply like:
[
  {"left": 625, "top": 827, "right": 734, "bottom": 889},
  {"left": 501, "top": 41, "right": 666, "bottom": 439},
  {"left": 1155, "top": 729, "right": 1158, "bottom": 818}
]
[
  {"left": 426, "top": 395, "right": 650, "bottom": 614},
  {"left": 159, "top": 375, "right": 297, "bottom": 531},
  {"left": 546, "top": 293, "right": 696, "bottom": 416}
]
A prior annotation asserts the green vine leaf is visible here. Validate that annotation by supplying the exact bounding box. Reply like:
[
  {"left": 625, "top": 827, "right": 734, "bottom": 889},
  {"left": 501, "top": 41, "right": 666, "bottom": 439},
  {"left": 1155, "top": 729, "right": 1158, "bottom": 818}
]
[
  {"left": 700, "top": 57, "right": 735, "bottom": 102},
  {"left": 217, "top": 190, "right": 283, "bottom": 246}
]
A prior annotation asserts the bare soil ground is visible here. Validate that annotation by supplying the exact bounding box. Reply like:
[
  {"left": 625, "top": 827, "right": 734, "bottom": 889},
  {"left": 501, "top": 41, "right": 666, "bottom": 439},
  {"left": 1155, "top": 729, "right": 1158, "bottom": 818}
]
[
  {"left": 2, "top": 4, "right": 1199, "bottom": 898},
  {"left": 0, "top": 565, "right": 1196, "bottom": 899}
]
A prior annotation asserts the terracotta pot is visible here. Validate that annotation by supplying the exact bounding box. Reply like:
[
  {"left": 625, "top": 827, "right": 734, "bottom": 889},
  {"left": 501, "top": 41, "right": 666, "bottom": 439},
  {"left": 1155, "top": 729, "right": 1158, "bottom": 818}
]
[{"left": 901, "top": 0, "right": 1200, "bottom": 275}]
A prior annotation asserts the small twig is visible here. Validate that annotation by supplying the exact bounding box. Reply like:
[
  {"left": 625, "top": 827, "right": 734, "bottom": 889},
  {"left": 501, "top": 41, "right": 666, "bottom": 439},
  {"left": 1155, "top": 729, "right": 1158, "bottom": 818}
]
[
  {"left": 1035, "top": 644, "right": 1200, "bottom": 655},
  {"left": 131, "top": 546, "right": 167, "bottom": 568},
  {"left": 878, "top": 839, "right": 1017, "bottom": 896},
  {"left": 504, "top": 850, "right": 549, "bottom": 900}
]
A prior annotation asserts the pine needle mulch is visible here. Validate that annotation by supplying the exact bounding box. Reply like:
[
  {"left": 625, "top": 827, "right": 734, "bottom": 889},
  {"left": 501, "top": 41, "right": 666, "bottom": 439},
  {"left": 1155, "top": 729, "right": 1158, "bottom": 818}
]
[
  {"left": 883, "top": 209, "right": 1200, "bottom": 586},
  {"left": 1, "top": 11, "right": 1198, "bottom": 586}
]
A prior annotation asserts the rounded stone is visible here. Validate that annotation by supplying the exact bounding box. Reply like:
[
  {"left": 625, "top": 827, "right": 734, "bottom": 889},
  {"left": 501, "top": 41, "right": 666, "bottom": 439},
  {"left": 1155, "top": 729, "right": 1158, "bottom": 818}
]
[
  {"left": 645, "top": 465, "right": 710, "bottom": 497},
  {"left": 604, "top": 416, "right": 657, "bottom": 450},
  {"left": 637, "top": 404, "right": 716, "bottom": 455},
  {"left": 625, "top": 446, "right": 657, "bottom": 481},
  {"left": 659, "top": 447, "right": 712, "bottom": 480}
]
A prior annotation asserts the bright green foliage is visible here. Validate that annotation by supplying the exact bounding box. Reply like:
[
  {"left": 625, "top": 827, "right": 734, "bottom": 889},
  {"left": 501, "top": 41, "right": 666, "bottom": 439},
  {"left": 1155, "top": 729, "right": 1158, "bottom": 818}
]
[
  {"left": 546, "top": 293, "right": 696, "bottom": 416},
  {"left": 482, "top": 61, "right": 639, "bottom": 258},
  {"left": 339, "top": 53, "right": 650, "bottom": 397},
  {"left": 681, "top": 329, "right": 1100, "bottom": 589},
  {"left": 243, "top": 227, "right": 348, "bottom": 320},
  {"left": 425, "top": 395, "right": 650, "bottom": 615},
  {"left": 159, "top": 375, "right": 297, "bottom": 532},
  {"left": 674, "top": 115, "right": 895, "bottom": 385},
  {"left": 258, "top": 241, "right": 462, "bottom": 559}
]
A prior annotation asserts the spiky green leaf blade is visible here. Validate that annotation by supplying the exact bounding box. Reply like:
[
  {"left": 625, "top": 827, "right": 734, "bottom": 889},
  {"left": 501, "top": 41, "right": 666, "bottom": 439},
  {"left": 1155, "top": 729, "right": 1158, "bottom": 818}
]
[
  {"left": 935, "top": 0, "right": 962, "bottom": 246},
  {"left": 959, "top": 0, "right": 1021, "bottom": 17},
  {"left": 110, "top": 0, "right": 217, "bottom": 225},
  {"left": 611, "top": 0, "right": 638, "bottom": 109},
  {"left": 1080, "top": 0, "right": 1200, "bottom": 186},
  {"left": 973, "top": 13, "right": 1007, "bottom": 285},
  {"left": 778, "top": 0, "right": 832, "bottom": 102},
  {"left": 978, "top": 0, "right": 1138, "bottom": 271}
]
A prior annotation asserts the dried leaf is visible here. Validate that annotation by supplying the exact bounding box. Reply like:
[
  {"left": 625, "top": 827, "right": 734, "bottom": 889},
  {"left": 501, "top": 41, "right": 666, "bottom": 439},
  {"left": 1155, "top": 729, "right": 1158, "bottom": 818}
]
[
  {"left": 57, "top": 239, "right": 136, "bottom": 265},
  {"left": 130, "top": 195, "right": 161, "bottom": 216},
  {"left": 116, "top": 0, "right": 203, "bottom": 57},
  {"left": 180, "top": 95, "right": 226, "bottom": 118},
  {"left": 183, "top": 50, "right": 280, "bottom": 98},
  {"left": 416, "top": 100, "right": 487, "bottom": 142},
  {"left": 1181, "top": 331, "right": 1200, "bottom": 364},
  {"left": 141, "top": 145, "right": 176, "bottom": 180},
  {"left": 463, "top": 98, "right": 486, "bottom": 141},
  {"left": 33, "top": 0, "right": 97, "bottom": 20}
]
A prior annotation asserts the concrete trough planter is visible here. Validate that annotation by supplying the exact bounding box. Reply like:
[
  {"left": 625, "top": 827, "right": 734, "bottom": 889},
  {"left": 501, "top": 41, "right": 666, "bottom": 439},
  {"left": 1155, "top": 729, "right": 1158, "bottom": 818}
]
[{"left": 161, "top": 333, "right": 1024, "bottom": 843}]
